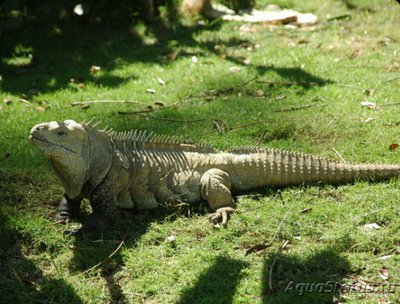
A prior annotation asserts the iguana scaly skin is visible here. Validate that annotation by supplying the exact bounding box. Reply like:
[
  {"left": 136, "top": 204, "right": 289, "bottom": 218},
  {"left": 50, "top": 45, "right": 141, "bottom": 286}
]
[{"left": 30, "top": 119, "right": 400, "bottom": 230}]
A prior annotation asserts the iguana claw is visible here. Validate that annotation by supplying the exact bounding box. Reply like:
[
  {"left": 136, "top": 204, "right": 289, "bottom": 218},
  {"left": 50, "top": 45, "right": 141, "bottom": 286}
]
[{"left": 208, "top": 207, "right": 235, "bottom": 228}]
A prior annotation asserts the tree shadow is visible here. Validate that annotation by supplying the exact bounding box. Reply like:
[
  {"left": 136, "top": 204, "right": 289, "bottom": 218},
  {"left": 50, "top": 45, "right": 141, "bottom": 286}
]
[
  {"left": 0, "top": 11, "right": 333, "bottom": 98},
  {"left": 0, "top": 212, "right": 83, "bottom": 303},
  {"left": 67, "top": 202, "right": 208, "bottom": 304},
  {"left": 67, "top": 210, "right": 152, "bottom": 304},
  {"left": 262, "top": 246, "right": 352, "bottom": 304},
  {"left": 178, "top": 255, "right": 249, "bottom": 304},
  {"left": 255, "top": 65, "right": 332, "bottom": 87},
  {"left": 0, "top": 15, "right": 221, "bottom": 96}
]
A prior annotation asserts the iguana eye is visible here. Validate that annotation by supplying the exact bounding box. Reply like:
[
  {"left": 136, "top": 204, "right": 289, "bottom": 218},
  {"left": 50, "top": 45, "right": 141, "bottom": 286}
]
[{"left": 57, "top": 131, "right": 67, "bottom": 136}]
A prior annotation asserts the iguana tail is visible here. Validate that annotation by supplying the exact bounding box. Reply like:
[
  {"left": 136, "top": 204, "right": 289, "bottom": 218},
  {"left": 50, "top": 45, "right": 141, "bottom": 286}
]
[{"left": 226, "top": 148, "right": 400, "bottom": 190}]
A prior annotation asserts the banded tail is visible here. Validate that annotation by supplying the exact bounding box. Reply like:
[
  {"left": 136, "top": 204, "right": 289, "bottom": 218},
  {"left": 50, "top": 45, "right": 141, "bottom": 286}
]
[{"left": 227, "top": 148, "right": 400, "bottom": 191}]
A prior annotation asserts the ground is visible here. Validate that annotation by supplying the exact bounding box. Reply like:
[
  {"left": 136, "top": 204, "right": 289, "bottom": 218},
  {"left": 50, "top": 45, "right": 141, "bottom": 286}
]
[{"left": 0, "top": 0, "right": 399, "bottom": 303}]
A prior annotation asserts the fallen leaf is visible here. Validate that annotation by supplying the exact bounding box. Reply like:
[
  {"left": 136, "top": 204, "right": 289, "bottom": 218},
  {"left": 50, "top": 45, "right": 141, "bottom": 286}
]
[
  {"left": 154, "top": 101, "right": 165, "bottom": 107},
  {"left": 245, "top": 243, "right": 271, "bottom": 256},
  {"left": 157, "top": 77, "right": 166, "bottom": 85},
  {"left": 377, "top": 297, "right": 388, "bottom": 304},
  {"left": 3, "top": 98, "right": 12, "bottom": 105},
  {"left": 379, "top": 36, "right": 392, "bottom": 46},
  {"left": 364, "top": 89, "right": 375, "bottom": 96},
  {"left": 146, "top": 88, "right": 156, "bottom": 94},
  {"left": 228, "top": 66, "right": 241, "bottom": 73},
  {"left": 354, "top": 277, "right": 378, "bottom": 292},
  {"left": 256, "top": 89, "right": 265, "bottom": 97},
  {"left": 191, "top": 56, "right": 198, "bottom": 63},
  {"left": 243, "top": 58, "right": 251, "bottom": 65},
  {"left": 379, "top": 267, "right": 389, "bottom": 280},
  {"left": 378, "top": 254, "right": 393, "bottom": 261},
  {"left": 293, "top": 236, "right": 301, "bottom": 240},
  {"left": 389, "top": 143, "right": 399, "bottom": 150},
  {"left": 387, "top": 63, "right": 400, "bottom": 72},
  {"left": 165, "top": 235, "right": 176, "bottom": 243},
  {"left": 36, "top": 106, "right": 46, "bottom": 112},
  {"left": 362, "top": 223, "right": 381, "bottom": 230},
  {"left": 90, "top": 65, "right": 101, "bottom": 74},
  {"left": 363, "top": 117, "right": 375, "bottom": 123},
  {"left": 351, "top": 49, "right": 362, "bottom": 59},
  {"left": 297, "top": 39, "right": 309, "bottom": 44},
  {"left": 0, "top": 106, "right": 2, "bottom": 110},
  {"left": 239, "top": 24, "right": 257, "bottom": 33},
  {"left": 73, "top": 4, "right": 85, "bottom": 16},
  {"left": 360, "top": 101, "right": 377, "bottom": 110},
  {"left": 275, "top": 94, "right": 287, "bottom": 101}
]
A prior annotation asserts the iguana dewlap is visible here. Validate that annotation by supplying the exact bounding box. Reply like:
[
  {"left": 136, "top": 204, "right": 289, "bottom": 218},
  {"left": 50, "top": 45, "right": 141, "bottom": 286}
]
[{"left": 30, "top": 119, "right": 400, "bottom": 229}]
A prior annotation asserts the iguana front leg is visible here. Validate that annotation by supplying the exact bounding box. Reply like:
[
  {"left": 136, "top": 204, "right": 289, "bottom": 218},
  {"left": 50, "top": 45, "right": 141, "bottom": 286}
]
[
  {"left": 83, "top": 186, "right": 120, "bottom": 233},
  {"left": 200, "top": 169, "right": 236, "bottom": 227},
  {"left": 57, "top": 193, "right": 82, "bottom": 222}
]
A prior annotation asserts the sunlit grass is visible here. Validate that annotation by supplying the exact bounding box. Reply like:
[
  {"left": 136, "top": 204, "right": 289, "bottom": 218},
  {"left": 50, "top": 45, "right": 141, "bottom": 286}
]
[{"left": 1, "top": 0, "right": 399, "bottom": 303}]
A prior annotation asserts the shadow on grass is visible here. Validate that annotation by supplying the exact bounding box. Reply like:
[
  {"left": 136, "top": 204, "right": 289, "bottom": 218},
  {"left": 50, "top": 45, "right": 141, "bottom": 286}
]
[
  {"left": 67, "top": 203, "right": 208, "bottom": 303},
  {"left": 0, "top": 213, "right": 83, "bottom": 303},
  {"left": 255, "top": 65, "right": 332, "bottom": 87},
  {"left": 66, "top": 211, "right": 151, "bottom": 303},
  {"left": 178, "top": 255, "right": 249, "bottom": 304},
  {"left": 0, "top": 15, "right": 332, "bottom": 97},
  {"left": 262, "top": 246, "right": 352, "bottom": 304}
]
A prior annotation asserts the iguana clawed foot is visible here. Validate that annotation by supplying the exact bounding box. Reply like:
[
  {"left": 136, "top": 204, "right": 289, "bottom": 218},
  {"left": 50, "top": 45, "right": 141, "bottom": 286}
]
[
  {"left": 63, "top": 212, "right": 109, "bottom": 238},
  {"left": 56, "top": 194, "right": 81, "bottom": 223},
  {"left": 208, "top": 207, "right": 236, "bottom": 228}
]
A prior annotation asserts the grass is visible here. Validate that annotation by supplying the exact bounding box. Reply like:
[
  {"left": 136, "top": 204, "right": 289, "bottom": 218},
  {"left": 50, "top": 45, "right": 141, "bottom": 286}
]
[{"left": 1, "top": 0, "right": 400, "bottom": 303}]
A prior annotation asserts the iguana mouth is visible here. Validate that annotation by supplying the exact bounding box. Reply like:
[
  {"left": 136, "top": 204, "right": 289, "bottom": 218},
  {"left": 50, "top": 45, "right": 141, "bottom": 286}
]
[{"left": 29, "top": 134, "right": 76, "bottom": 154}]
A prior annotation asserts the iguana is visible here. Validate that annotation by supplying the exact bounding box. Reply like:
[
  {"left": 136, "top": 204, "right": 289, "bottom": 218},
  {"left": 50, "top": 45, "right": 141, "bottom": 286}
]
[{"left": 30, "top": 119, "right": 400, "bottom": 231}]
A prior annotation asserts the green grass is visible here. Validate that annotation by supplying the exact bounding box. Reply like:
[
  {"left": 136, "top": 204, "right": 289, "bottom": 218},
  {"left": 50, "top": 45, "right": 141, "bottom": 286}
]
[{"left": 1, "top": 0, "right": 400, "bottom": 303}]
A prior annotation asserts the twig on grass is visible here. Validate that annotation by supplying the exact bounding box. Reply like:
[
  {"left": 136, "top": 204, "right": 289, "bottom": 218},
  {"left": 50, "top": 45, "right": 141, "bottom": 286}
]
[
  {"left": 257, "top": 130, "right": 267, "bottom": 146},
  {"left": 331, "top": 146, "right": 346, "bottom": 162},
  {"left": 71, "top": 100, "right": 149, "bottom": 106},
  {"left": 382, "top": 76, "right": 400, "bottom": 83},
  {"left": 126, "top": 112, "right": 206, "bottom": 123},
  {"left": 197, "top": 76, "right": 259, "bottom": 98},
  {"left": 268, "top": 240, "right": 290, "bottom": 294},
  {"left": 118, "top": 101, "right": 183, "bottom": 115},
  {"left": 256, "top": 80, "right": 321, "bottom": 87},
  {"left": 272, "top": 103, "right": 326, "bottom": 113},
  {"left": 11, "top": 268, "right": 25, "bottom": 287},
  {"left": 240, "top": 75, "right": 259, "bottom": 87},
  {"left": 245, "top": 193, "right": 298, "bottom": 256},
  {"left": 379, "top": 102, "right": 400, "bottom": 108},
  {"left": 81, "top": 231, "right": 129, "bottom": 275}
]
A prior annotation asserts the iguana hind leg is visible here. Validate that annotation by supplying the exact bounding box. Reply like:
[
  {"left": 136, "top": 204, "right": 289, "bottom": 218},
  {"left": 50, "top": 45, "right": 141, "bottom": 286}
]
[{"left": 200, "top": 168, "right": 236, "bottom": 227}]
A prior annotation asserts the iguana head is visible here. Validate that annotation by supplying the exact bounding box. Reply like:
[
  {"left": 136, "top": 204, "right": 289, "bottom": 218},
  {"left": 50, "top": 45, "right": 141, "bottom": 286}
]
[{"left": 30, "top": 119, "right": 111, "bottom": 198}]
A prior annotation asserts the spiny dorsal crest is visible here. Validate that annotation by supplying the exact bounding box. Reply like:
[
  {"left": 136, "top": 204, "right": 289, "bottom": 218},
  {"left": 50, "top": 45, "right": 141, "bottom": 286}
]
[{"left": 82, "top": 118, "right": 216, "bottom": 153}]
